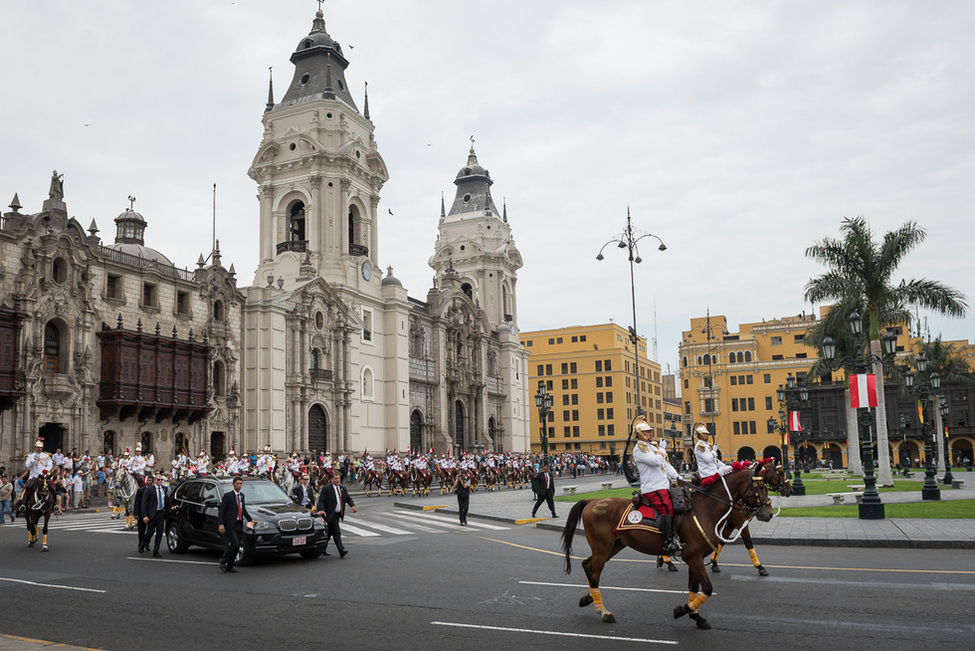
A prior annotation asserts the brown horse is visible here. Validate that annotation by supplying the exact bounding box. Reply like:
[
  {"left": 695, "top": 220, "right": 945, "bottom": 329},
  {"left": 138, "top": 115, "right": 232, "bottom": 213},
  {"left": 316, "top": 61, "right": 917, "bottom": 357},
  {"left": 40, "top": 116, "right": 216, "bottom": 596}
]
[
  {"left": 709, "top": 458, "right": 793, "bottom": 576},
  {"left": 409, "top": 467, "right": 433, "bottom": 496},
  {"left": 386, "top": 467, "right": 408, "bottom": 497},
  {"left": 561, "top": 464, "right": 774, "bottom": 629},
  {"left": 361, "top": 467, "right": 384, "bottom": 497},
  {"left": 24, "top": 475, "right": 57, "bottom": 551}
]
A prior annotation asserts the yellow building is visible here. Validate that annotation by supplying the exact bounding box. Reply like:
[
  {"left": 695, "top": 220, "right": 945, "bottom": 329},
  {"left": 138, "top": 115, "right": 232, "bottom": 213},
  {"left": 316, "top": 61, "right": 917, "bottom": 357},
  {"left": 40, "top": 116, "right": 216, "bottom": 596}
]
[{"left": 522, "top": 323, "right": 663, "bottom": 457}]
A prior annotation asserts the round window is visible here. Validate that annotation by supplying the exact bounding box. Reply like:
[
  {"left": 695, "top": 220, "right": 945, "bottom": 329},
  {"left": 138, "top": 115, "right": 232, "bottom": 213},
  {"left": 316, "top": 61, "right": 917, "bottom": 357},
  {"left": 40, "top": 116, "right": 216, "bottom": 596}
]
[
  {"left": 300, "top": 73, "right": 311, "bottom": 85},
  {"left": 463, "top": 194, "right": 471, "bottom": 203},
  {"left": 289, "top": 143, "right": 297, "bottom": 151}
]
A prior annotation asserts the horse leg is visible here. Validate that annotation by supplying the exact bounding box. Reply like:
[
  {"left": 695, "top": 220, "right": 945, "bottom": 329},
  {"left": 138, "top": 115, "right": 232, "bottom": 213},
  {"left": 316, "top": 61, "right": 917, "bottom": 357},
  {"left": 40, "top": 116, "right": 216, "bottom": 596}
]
[
  {"left": 741, "top": 529, "right": 769, "bottom": 576},
  {"left": 710, "top": 544, "right": 724, "bottom": 572},
  {"left": 674, "top": 557, "right": 713, "bottom": 629},
  {"left": 578, "top": 539, "right": 624, "bottom": 623},
  {"left": 42, "top": 514, "right": 50, "bottom": 551},
  {"left": 27, "top": 516, "right": 37, "bottom": 546}
]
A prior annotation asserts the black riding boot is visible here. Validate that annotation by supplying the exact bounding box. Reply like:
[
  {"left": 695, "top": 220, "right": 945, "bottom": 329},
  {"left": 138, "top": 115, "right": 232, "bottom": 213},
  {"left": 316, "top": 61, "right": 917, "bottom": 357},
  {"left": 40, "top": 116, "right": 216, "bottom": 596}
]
[{"left": 659, "top": 515, "right": 684, "bottom": 554}]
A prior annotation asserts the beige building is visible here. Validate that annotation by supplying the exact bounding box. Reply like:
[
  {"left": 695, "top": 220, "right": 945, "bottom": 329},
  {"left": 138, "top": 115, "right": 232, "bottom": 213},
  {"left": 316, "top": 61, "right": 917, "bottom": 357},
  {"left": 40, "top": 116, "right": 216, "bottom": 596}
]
[{"left": 522, "top": 323, "right": 663, "bottom": 458}]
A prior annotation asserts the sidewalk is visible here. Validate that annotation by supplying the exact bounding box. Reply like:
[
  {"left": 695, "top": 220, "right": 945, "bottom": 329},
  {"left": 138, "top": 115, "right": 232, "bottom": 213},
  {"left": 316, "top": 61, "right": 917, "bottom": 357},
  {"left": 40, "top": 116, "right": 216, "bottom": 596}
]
[{"left": 392, "top": 472, "right": 975, "bottom": 549}]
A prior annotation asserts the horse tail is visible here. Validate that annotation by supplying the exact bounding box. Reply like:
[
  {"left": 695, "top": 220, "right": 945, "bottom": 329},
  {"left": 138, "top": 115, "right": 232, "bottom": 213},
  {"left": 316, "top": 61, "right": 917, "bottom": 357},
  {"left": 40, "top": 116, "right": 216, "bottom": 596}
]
[{"left": 560, "top": 499, "right": 590, "bottom": 575}]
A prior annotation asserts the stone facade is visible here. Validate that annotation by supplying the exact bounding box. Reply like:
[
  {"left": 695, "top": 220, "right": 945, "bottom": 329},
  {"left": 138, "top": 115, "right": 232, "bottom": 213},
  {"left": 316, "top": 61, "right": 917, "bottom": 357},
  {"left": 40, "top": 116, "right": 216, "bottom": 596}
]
[{"left": 0, "top": 8, "right": 529, "bottom": 469}]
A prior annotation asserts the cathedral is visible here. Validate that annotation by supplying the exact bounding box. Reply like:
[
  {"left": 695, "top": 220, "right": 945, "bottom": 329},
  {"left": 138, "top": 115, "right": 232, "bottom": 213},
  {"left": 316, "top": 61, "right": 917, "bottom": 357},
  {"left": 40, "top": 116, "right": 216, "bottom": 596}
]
[{"left": 0, "top": 8, "right": 529, "bottom": 468}]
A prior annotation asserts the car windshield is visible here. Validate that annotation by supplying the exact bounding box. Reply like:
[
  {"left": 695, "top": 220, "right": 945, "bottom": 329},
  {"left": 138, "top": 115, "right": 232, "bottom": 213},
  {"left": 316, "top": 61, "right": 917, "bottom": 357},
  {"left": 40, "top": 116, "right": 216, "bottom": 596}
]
[{"left": 235, "top": 481, "right": 289, "bottom": 504}]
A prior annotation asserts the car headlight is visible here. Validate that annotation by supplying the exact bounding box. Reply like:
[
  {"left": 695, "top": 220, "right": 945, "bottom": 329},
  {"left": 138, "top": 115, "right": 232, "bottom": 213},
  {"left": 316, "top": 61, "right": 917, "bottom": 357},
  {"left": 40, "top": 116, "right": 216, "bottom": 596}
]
[{"left": 254, "top": 520, "right": 274, "bottom": 531}]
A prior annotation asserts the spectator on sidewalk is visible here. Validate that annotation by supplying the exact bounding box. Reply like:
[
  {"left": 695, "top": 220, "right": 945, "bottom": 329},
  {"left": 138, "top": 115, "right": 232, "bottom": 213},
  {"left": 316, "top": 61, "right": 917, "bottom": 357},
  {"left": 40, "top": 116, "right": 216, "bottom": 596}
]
[
  {"left": 0, "top": 475, "right": 14, "bottom": 523},
  {"left": 453, "top": 474, "right": 471, "bottom": 526}
]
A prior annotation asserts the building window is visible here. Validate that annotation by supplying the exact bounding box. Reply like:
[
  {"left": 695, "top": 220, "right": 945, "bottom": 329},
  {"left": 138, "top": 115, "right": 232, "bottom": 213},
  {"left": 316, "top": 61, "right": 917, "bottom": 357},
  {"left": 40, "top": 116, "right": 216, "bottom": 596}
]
[
  {"left": 546, "top": 364, "right": 553, "bottom": 375},
  {"left": 746, "top": 375, "right": 753, "bottom": 384},
  {"left": 573, "top": 426, "right": 580, "bottom": 437},
  {"left": 703, "top": 376, "right": 712, "bottom": 388},
  {"left": 745, "top": 351, "right": 752, "bottom": 362},
  {"left": 548, "top": 338, "right": 555, "bottom": 345},
  {"left": 562, "top": 395, "right": 569, "bottom": 406},
  {"left": 764, "top": 373, "right": 771, "bottom": 383},
  {"left": 598, "top": 425, "right": 605, "bottom": 436},
  {"left": 571, "top": 394, "right": 578, "bottom": 405},
  {"left": 704, "top": 398, "right": 714, "bottom": 413},
  {"left": 794, "top": 334, "right": 805, "bottom": 343},
  {"left": 177, "top": 291, "right": 190, "bottom": 315},
  {"left": 537, "top": 364, "right": 544, "bottom": 376},
  {"left": 213, "top": 360, "right": 225, "bottom": 397},
  {"left": 570, "top": 378, "right": 578, "bottom": 389},
  {"left": 213, "top": 299, "right": 225, "bottom": 321},
  {"left": 142, "top": 283, "right": 157, "bottom": 308},
  {"left": 561, "top": 363, "right": 568, "bottom": 374},
  {"left": 597, "top": 409, "right": 604, "bottom": 420},
  {"left": 606, "top": 391, "right": 613, "bottom": 403},
  {"left": 733, "top": 422, "right": 740, "bottom": 435},
  {"left": 44, "top": 322, "right": 61, "bottom": 374},
  {"left": 771, "top": 336, "right": 782, "bottom": 345},
  {"left": 771, "top": 355, "right": 784, "bottom": 360},
  {"left": 796, "top": 353, "right": 808, "bottom": 359},
  {"left": 732, "top": 398, "right": 739, "bottom": 412},
  {"left": 748, "top": 397, "right": 755, "bottom": 410},
  {"left": 766, "top": 396, "right": 773, "bottom": 409},
  {"left": 571, "top": 336, "right": 578, "bottom": 343},
  {"left": 605, "top": 359, "right": 612, "bottom": 371},
  {"left": 605, "top": 376, "right": 612, "bottom": 387},
  {"left": 596, "top": 393, "right": 604, "bottom": 404},
  {"left": 596, "top": 377, "right": 603, "bottom": 388},
  {"left": 52, "top": 257, "right": 68, "bottom": 284},
  {"left": 106, "top": 274, "right": 121, "bottom": 299},
  {"left": 595, "top": 360, "right": 602, "bottom": 372},
  {"left": 730, "top": 376, "right": 737, "bottom": 386},
  {"left": 562, "top": 379, "right": 569, "bottom": 390},
  {"left": 580, "top": 335, "right": 586, "bottom": 342},
  {"left": 572, "top": 410, "right": 579, "bottom": 421},
  {"left": 362, "top": 309, "right": 373, "bottom": 342},
  {"left": 562, "top": 410, "right": 570, "bottom": 421},
  {"left": 570, "top": 362, "right": 577, "bottom": 373},
  {"left": 606, "top": 408, "right": 614, "bottom": 419},
  {"left": 607, "top": 424, "right": 615, "bottom": 436},
  {"left": 525, "top": 340, "right": 533, "bottom": 347}
]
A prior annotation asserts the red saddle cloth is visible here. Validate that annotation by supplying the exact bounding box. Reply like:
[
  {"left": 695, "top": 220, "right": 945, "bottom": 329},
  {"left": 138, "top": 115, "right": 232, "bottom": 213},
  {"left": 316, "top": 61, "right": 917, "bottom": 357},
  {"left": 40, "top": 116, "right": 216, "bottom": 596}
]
[{"left": 614, "top": 503, "right": 661, "bottom": 534}]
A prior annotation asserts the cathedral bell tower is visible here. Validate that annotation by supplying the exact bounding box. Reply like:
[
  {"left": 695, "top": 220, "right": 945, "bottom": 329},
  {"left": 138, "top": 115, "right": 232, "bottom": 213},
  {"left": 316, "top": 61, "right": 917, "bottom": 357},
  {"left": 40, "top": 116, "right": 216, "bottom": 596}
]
[
  {"left": 429, "top": 144, "right": 523, "bottom": 331},
  {"left": 248, "top": 8, "right": 388, "bottom": 290}
]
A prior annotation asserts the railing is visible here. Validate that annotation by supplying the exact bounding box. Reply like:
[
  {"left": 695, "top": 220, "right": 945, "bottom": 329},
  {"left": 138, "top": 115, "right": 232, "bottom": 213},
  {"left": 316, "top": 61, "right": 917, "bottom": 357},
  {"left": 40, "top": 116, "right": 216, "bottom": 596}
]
[
  {"left": 349, "top": 243, "right": 369, "bottom": 257},
  {"left": 277, "top": 240, "right": 308, "bottom": 255},
  {"left": 310, "top": 368, "right": 333, "bottom": 381},
  {"left": 97, "top": 245, "right": 195, "bottom": 282}
]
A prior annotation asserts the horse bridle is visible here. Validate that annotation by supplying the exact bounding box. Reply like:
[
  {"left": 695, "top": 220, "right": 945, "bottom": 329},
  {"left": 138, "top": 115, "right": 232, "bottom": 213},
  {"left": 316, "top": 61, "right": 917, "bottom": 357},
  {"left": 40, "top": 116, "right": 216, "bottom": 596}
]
[{"left": 684, "top": 464, "right": 772, "bottom": 517}]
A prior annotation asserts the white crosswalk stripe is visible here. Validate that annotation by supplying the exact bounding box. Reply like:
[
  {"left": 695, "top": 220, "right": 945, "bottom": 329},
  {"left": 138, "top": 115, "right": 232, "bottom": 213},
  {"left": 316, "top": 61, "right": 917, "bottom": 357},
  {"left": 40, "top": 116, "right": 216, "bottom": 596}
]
[{"left": 4, "top": 510, "right": 509, "bottom": 539}]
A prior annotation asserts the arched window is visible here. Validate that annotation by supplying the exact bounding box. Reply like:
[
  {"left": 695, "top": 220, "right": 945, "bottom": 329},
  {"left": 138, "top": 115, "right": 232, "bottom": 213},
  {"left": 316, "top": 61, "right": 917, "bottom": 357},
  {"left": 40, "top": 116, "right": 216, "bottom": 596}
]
[
  {"left": 44, "top": 322, "right": 61, "bottom": 374},
  {"left": 682, "top": 356, "right": 688, "bottom": 368},
  {"left": 141, "top": 431, "right": 153, "bottom": 455},
  {"left": 736, "top": 351, "right": 744, "bottom": 363},
  {"left": 213, "top": 361, "right": 225, "bottom": 397},
  {"left": 213, "top": 299, "right": 225, "bottom": 322},
  {"left": 410, "top": 410, "right": 423, "bottom": 451},
  {"left": 311, "top": 348, "right": 320, "bottom": 370},
  {"left": 697, "top": 356, "right": 702, "bottom": 366},
  {"left": 461, "top": 283, "right": 473, "bottom": 300},
  {"left": 289, "top": 201, "right": 306, "bottom": 242},
  {"left": 728, "top": 353, "right": 736, "bottom": 364},
  {"left": 744, "top": 351, "right": 752, "bottom": 362}
]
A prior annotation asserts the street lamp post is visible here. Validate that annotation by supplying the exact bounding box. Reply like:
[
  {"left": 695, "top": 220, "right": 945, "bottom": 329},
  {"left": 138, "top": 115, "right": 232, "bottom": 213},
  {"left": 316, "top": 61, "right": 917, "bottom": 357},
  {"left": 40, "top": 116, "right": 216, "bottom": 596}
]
[
  {"left": 775, "top": 373, "right": 809, "bottom": 495},
  {"left": 668, "top": 421, "right": 680, "bottom": 467},
  {"left": 903, "top": 355, "right": 942, "bottom": 500},
  {"left": 820, "top": 311, "right": 898, "bottom": 520},
  {"left": 534, "top": 381, "right": 554, "bottom": 467},
  {"left": 597, "top": 208, "right": 666, "bottom": 422},
  {"left": 941, "top": 397, "right": 953, "bottom": 486}
]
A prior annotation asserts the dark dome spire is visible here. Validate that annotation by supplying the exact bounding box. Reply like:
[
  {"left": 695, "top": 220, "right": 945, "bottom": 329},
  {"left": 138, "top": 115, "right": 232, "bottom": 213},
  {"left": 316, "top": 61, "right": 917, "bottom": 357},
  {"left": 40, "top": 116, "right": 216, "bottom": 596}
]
[
  {"left": 273, "top": 9, "right": 358, "bottom": 112},
  {"left": 447, "top": 139, "right": 498, "bottom": 217}
]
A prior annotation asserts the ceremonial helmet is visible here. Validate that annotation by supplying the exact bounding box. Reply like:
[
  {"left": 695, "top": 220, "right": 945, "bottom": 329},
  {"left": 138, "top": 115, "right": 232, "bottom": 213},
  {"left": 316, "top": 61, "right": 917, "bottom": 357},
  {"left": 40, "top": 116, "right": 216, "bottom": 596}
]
[
  {"left": 694, "top": 422, "right": 710, "bottom": 438},
  {"left": 34, "top": 437, "right": 44, "bottom": 449},
  {"left": 229, "top": 446, "right": 236, "bottom": 455},
  {"left": 135, "top": 443, "right": 142, "bottom": 453},
  {"left": 264, "top": 444, "right": 271, "bottom": 453},
  {"left": 634, "top": 419, "right": 653, "bottom": 440},
  {"left": 123, "top": 448, "right": 130, "bottom": 456}
]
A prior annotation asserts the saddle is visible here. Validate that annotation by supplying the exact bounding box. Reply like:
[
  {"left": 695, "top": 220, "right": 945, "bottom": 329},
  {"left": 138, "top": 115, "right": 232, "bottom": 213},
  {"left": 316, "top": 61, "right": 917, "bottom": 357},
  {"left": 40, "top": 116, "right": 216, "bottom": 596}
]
[{"left": 629, "top": 485, "right": 693, "bottom": 514}]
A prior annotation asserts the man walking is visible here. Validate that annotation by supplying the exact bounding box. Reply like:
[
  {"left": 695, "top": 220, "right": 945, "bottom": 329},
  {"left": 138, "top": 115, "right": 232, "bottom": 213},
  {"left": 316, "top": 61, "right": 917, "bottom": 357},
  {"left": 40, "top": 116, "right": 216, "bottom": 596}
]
[
  {"left": 217, "top": 477, "right": 255, "bottom": 573},
  {"left": 140, "top": 473, "right": 174, "bottom": 557},
  {"left": 315, "top": 473, "right": 356, "bottom": 558},
  {"left": 531, "top": 463, "right": 558, "bottom": 519},
  {"left": 0, "top": 475, "right": 14, "bottom": 523}
]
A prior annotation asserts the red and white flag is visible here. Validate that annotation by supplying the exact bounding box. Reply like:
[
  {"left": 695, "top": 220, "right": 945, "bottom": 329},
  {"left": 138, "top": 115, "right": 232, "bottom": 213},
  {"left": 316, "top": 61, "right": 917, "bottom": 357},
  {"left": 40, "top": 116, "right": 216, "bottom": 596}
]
[
  {"left": 849, "top": 373, "right": 878, "bottom": 408},
  {"left": 789, "top": 411, "right": 802, "bottom": 432}
]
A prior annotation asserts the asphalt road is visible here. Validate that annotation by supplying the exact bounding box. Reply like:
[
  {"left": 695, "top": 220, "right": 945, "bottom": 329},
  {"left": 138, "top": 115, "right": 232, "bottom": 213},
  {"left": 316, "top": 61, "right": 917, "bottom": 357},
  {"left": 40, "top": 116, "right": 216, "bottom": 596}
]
[{"left": 1, "top": 501, "right": 973, "bottom": 650}]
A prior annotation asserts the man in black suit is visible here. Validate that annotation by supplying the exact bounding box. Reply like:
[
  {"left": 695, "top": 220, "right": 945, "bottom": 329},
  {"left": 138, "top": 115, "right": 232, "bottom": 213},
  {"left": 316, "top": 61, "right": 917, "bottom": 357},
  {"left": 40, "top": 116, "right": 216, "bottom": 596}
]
[
  {"left": 140, "top": 473, "right": 175, "bottom": 557},
  {"left": 134, "top": 478, "right": 152, "bottom": 553},
  {"left": 315, "top": 472, "right": 356, "bottom": 558},
  {"left": 531, "top": 463, "right": 558, "bottom": 519},
  {"left": 291, "top": 474, "right": 316, "bottom": 510},
  {"left": 217, "top": 476, "right": 256, "bottom": 573}
]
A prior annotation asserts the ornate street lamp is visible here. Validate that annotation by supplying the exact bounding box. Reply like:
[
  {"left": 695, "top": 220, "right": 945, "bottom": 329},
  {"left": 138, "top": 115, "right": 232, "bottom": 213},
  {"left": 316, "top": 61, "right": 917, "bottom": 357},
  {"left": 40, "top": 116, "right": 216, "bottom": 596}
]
[
  {"left": 820, "top": 311, "right": 898, "bottom": 519},
  {"left": 534, "top": 380, "right": 554, "bottom": 466},
  {"left": 597, "top": 208, "right": 666, "bottom": 421},
  {"left": 668, "top": 420, "right": 680, "bottom": 466},
  {"left": 941, "top": 396, "right": 953, "bottom": 486},
  {"left": 774, "top": 372, "right": 809, "bottom": 495},
  {"left": 903, "top": 355, "right": 942, "bottom": 500}
]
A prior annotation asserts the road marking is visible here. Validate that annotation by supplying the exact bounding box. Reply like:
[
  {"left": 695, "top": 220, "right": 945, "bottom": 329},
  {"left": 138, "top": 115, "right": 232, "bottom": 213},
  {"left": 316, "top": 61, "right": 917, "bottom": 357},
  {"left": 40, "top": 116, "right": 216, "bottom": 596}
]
[
  {"left": 126, "top": 557, "right": 214, "bottom": 566},
  {"left": 341, "top": 523, "right": 382, "bottom": 537},
  {"left": 351, "top": 520, "right": 414, "bottom": 535},
  {"left": 730, "top": 575, "right": 975, "bottom": 591},
  {"left": 0, "top": 576, "right": 106, "bottom": 593},
  {"left": 388, "top": 510, "right": 510, "bottom": 530},
  {"left": 430, "top": 621, "right": 676, "bottom": 645},
  {"left": 374, "top": 515, "right": 439, "bottom": 533},
  {"left": 2, "top": 634, "right": 106, "bottom": 650},
  {"left": 519, "top": 580, "right": 688, "bottom": 596}
]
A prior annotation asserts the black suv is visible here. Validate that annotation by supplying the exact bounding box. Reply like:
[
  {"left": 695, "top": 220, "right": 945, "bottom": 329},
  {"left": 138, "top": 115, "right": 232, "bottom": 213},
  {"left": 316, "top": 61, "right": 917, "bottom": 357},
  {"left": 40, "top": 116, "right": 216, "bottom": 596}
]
[{"left": 165, "top": 476, "right": 327, "bottom": 565}]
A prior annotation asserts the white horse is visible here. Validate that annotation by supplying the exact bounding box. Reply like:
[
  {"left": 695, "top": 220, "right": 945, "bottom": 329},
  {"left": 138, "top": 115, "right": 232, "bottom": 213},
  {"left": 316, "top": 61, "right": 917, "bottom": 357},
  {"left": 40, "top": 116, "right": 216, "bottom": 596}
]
[
  {"left": 108, "top": 467, "right": 137, "bottom": 530},
  {"left": 275, "top": 465, "right": 296, "bottom": 496}
]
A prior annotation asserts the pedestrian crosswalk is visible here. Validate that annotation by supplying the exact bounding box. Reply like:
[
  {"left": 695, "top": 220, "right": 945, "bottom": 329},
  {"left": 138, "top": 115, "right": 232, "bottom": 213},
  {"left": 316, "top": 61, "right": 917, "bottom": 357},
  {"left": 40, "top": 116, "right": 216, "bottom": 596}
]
[{"left": 2, "top": 509, "right": 509, "bottom": 540}]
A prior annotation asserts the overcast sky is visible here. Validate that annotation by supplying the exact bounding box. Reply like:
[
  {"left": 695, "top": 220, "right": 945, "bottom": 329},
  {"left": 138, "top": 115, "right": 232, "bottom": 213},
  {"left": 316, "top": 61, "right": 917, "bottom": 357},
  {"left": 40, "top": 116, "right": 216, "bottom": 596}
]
[{"left": 2, "top": 1, "right": 973, "bottom": 374}]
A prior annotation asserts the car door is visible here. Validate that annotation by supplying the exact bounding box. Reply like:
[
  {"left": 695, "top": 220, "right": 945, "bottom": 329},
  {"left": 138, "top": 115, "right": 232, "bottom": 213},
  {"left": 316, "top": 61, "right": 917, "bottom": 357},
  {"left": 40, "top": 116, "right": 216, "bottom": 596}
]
[
  {"left": 176, "top": 481, "right": 205, "bottom": 545},
  {"left": 200, "top": 482, "right": 222, "bottom": 547}
]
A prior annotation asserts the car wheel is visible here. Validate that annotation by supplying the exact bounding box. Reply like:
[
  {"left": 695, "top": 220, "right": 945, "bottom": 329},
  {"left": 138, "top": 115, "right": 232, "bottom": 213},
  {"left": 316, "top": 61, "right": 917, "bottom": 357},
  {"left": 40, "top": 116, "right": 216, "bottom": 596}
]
[
  {"left": 166, "top": 522, "right": 188, "bottom": 553},
  {"left": 235, "top": 539, "right": 255, "bottom": 566},
  {"left": 299, "top": 549, "right": 323, "bottom": 559}
]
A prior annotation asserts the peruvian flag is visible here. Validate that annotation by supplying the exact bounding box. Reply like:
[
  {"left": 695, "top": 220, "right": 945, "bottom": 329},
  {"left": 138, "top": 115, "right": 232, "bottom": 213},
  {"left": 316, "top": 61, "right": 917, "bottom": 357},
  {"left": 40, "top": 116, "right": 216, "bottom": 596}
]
[
  {"left": 849, "top": 373, "right": 878, "bottom": 408},
  {"left": 789, "top": 411, "right": 802, "bottom": 432}
]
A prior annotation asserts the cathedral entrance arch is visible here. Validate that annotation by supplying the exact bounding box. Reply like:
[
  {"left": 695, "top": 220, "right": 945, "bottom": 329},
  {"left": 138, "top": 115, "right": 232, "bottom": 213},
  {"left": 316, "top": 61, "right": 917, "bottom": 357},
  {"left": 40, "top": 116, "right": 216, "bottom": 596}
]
[
  {"left": 308, "top": 404, "right": 328, "bottom": 453},
  {"left": 410, "top": 410, "right": 423, "bottom": 452},
  {"left": 210, "top": 432, "right": 225, "bottom": 461},
  {"left": 453, "top": 400, "right": 466, "bottom": 452},
  {"left": 39, "top": 422, "right": 64, "bottom": 454},
  {"left": 102, "top": 431, "right": 116, "bottom": 455}
]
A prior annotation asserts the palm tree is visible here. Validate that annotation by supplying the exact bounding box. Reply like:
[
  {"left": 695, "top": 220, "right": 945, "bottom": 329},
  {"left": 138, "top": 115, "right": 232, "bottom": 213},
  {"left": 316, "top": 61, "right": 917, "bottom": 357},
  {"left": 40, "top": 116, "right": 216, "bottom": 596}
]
[
  {"left": 805, "top": 217, "right": 967, "bottom": 485},
  {"left": 908, "top": 337, "right": 975, "bottom": 474}
]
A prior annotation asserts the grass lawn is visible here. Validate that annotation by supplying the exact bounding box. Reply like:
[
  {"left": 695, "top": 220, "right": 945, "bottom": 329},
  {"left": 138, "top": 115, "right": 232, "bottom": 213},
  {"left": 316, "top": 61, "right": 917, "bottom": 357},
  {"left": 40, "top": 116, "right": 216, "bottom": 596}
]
[{"left": 778, "top": 499, "right": 975, "bottom": 518}]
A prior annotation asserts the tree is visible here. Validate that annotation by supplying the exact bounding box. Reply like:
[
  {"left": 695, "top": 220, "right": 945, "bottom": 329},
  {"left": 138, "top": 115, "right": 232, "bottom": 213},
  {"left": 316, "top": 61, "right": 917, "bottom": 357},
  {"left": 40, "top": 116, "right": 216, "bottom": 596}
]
[{"left": 805, "top": 217, "right": 967, "bottom": 485}]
